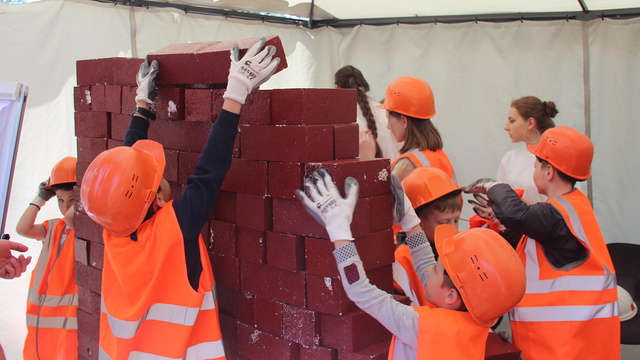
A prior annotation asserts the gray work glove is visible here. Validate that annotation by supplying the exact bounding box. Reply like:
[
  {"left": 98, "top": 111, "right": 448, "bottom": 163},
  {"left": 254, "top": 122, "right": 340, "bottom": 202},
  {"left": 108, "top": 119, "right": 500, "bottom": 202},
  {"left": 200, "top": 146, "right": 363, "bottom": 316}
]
[{"left": 135, "top": 58, "right": 159, "bottom": 105}]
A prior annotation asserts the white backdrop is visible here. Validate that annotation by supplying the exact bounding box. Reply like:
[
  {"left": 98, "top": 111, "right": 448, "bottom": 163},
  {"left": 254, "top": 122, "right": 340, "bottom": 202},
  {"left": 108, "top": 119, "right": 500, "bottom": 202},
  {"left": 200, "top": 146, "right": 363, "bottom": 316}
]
[{"left": 0, "top": 0, "right": 639, "bottom": 358}]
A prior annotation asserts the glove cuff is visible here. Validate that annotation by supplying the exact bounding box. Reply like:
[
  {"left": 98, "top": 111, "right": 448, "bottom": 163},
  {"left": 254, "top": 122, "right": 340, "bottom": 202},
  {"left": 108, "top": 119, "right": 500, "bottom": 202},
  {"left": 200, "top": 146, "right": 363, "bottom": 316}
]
[
  {"left": 327, "top": 226, "right": 354, "bottom": 243},
  {"left": 31, "top": 196, "right": 47, "bottom": 207},
  {"left": 223, "top": 86, "right": 248, "bottom": 105}
]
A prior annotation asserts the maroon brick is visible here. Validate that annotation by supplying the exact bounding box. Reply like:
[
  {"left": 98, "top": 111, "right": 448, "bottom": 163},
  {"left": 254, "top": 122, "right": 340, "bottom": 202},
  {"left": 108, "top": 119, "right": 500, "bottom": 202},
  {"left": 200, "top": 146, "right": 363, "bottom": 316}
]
[
  {"left": 321, "top": 309, "right": 392, "bottom": 352},
  {"left": 393, "top": 294, "right": 411, "bottom": 306},
  {"left": 271, "top": 88, "right": 357, "bottom": 125},
  {"left": 147, "top": 36, "right": 288, "bottom": 86},
  {"left": 109, "top": 113, "right": 129, "bottom": 141},
  {"left": 214, "top": 190, "right": 236, "bottom": 223},
  {"left": 237, "top": 227, "right": 266, "bottom": 264},
  {"left": 74, "top": 213, "right": 104, "bottom": 244},
  {"left": 254, "top": 296, "right": 283, "bottom": 336},
  {"left": 305, "top": 237, "right": 339, "bottom": 277},
  {"left": 236, "top": 193, "right": 272, "bottom": 232},
  {"left": 74, "top": 86, "right": 91, "bottom": 111},
  {"left": 219, "top": 313, "right": 239, "bottom": 358},
  {"left": 209, "top": 220, "right": 237, "bottom": 257},
  {"left": 301, "top": 345, "right": 337, "bottom": 360},
  {"left": 90, "top": 85, "right": 106, "bottom": 112},
  {"left": 241, "top": 260, "right": 306, "bottom": 306},
  {"left": 76, "top": 137, "right": 107, "bottom": 164},
  {"left": 163, "top": 148, "right": 179, "bottom": 183},
  {"left": 77, "top": 286, "right": 101, "bottom": 315},
  {"left": 237, "top": 322, "right": 299, "bottom": 360},
  {"left": 88, "top": 241, "right": 104, "bottom": 270},
  {"left": 105, "top": 84, "right": 122, "bottom": 113},
  {"left": 355, "top": 230, "right": 395, "bottom": 271},
  {"left": 75, "top": 238, "right": 89, "bottom": 265},
  {"left": 76, "top": 57, "right": 143, "bottom": 86},
  {"left": 107, "top": 139, "right": 124, "bottom": 149},
  {"left": 148, "top": 119, "right": 212, "bottom": 152},
  {"left": 266, "top": 231, "right": 305, "bottom": 273},
  {"left": 217, "top": 286, "right": 254, "bottom": 324},
  {"left": 369, "top": 194, "right": 393, "bottom": 233},
  {"left": 268, "top": 161, "right": 303, "bottom": 200},
  {"left": 485, "top": 332, "right": 522, "bottom": 360},
  {"left": 178, "top": 151, "right": 200, "bottom": 183},
  {"left": 168, "top": 181, "right": 183, "bottom": 202},
  {"left": 75, "top": 162, "right": 89, "bottom": 188},
  {"left": 75, "top": 262, "right": 102, "bottom": 295},
  {"left": 185, "top": 88, "right": 213, "bottom": 122},
  {"left": 210, "top": 253, "right": 240, "bottom": 291},
  {"left": 239, "top": 90, "right": 271, "bottom": 125},
  {"left": 211, "top": 90, "right": 225, "bottom": 115},
  {"left": 240, "top": 124, "right": 334, "bottom": 162},
  {"left": 75, "top": 112, "right": 109, "bottom": 138},
  {"left": 305, "top": 158, "right": 391, "bottom": 198},
  {"left": 272, "top": 197, "right": 369, "bottom": 239},
  {"left": 156, "top": 87, "right": 185, "bottom": 120},
  {"left": 334, "top": 123, "right": 359, "bottom": 160},
  {"left": 77, "top": 332, "right": 99, "bottom": 360},
  {"left": 121, "top": 86, "right": 137, "bottom": 115},
  {"left": 221, "top": 158, "right": 268, "bottom": 196},
  {"left": 282, "top": 304, "right": 320, "bottom": 346},
  {"left": 337, "top": 339, "right": 391, "bottom": 360}
]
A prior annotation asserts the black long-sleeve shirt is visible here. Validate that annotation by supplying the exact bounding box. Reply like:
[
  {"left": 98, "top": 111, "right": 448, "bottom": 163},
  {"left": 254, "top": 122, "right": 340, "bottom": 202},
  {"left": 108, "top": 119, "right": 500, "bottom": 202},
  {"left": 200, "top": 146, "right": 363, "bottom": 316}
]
[
  {"left": 124, "top": 111, "right": 239, "bottom": 289},
  {"left": 487, "top": 184, "right": 587, "bottom": 269}
]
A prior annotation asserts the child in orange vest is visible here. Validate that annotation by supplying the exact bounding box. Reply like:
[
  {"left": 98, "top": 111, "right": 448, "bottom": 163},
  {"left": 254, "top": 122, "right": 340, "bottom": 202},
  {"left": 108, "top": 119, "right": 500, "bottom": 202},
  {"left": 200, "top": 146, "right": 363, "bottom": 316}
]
[
  {"left": 16, "top": 156, "right": 78, "bottom": 360},
  {"left": 297, "top": 168, "right": 526, "bottom": 359},
  {"left": 464, "top": 126, "right": 619, "bottom": 360}
]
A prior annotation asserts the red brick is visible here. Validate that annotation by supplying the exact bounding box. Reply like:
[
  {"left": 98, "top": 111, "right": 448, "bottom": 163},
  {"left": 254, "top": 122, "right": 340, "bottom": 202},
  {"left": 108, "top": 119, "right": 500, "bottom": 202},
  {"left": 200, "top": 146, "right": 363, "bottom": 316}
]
[
  {"left": 74, "top": 86, "right": 91, "bottom": 111},
  {"left": 334, "top": 123, "right": 359, "bottom": 160},
  {"left": 241, "top": 260, "right": 306, "bottom": 306},
  {"left": 168, "top": 181, "right": 183, "bottom": 202},
  {"left": 268, "top": 161, "right": 303, "bottom": 200},
  {"left": 77, "top": 286, "right": 101, "bottom": 315},
  {"left": 185, "top": 88, "right": 212, "bottom": 122},
  {"left": 147, "top": 36, "right": 288, "bottom": 86},
  {"left": 219, "top": 313, "right": 239, "bottom": 357},
  {"left": 237, "top": 322, "right": 299, "bottom": 360},
  {"left": 76, "top": 137, "right": 107, "bottom": 164},
  {"left": 75, "top": 162, "right": 89, "bottom": 188},
  {"left": 162, "top": 148, "right": 179, "bottom": 183},
  {"left": 217, "top": 286, "right": 254, "bottom": 324},
  {"left": 305, "top": 158, "right": 391, "bottom": 198},
  {"left": 75, "top": 238, "right": 89, "bottom": 265},
  {"left": 239, "top": 90, "right": 271, "bottom": 125},
  {"left": 105, "top": 84, "right": 122, "bottom": 113},
  {"left": 283, "top": 304, "right": 320, "bottom": 346},
  {"left": 75, "top": 112, "right": 109, "bottom": 138},
  {"left": 254, "top": 296, "right": 283, "bottom": 336},
  {"left": 209, "top": 220, "right": 237, "bottom": 257},
  {"left": 271, "top": 88, "right": 357, "bottom": 125},
  {"left": 272, "top": 197, "right": 369, "bottom": 239},
  {"left": 77, "top": 332, "right": 99, "bottom": 360},
  {"left": 90, "top": 85, "right": 106, "bottom": 112},
  {"left": 355, "top": 230, "right": 395, "bottom": 271},
  {"left": 240, "top": 124, "right": 334, "bottom": 162},
  {"left": 300, "top": 345, "right": 337, "bottom": 360},
  {"left": 237, "top": 227, "right": 266, "bottom": 264},
  {"left": 109, "top": 113, "right": 129, "bottom": 141},
  {"left": 178, "top": 151, "right": 200, "bottom": 183},
  {"left": 266, "top": 231, "right": 305, "bottom": 273},
  {"left": 156, "top": 87, "right": 185, "bottom": 120},
  {"left": 485, "top": 332, "right": 522, "bottom": 360},
  {"left": 147, "top": 119, "right": 213, "bottom": 152},
  {"left": 305, "top": 237, "right": 339, "bottom": 277},
  {"left": 76, "top": 57, "right": 143, "bottom": 86},
  {"left": 88, "top": 241, "right": 104, "bottom": 270},
  {"left": 210, "top": 254, "right": 240, "bottom": 291},
  {"left": 74, "top": 213, "right": 104, "bottom": 244},
  {"left": 236, "top": 193, "right": 272, "bottom": 232},
  {"left": 75, "top": 262, "right": 102, "bottom": 294},
  {"left": 107, "top": 139, "right": 123, "bottom": 149},
  {"left": 214, "top": 190, "right": 236, "bottom": 223},
  {"left": 337, "top": 339, "right": 391, "bottom": 360},
  {"left": 221, "top": 158, "right": 268, "bottom": 196},
  {"left": 321, "top": 309, "right": 392, "bottom": 352},
  {"left": 368, "top": 194, "right": 393, "bottom": 233},
  {"left": 121, "top": 86, "right": 137, "bottom": 115}
]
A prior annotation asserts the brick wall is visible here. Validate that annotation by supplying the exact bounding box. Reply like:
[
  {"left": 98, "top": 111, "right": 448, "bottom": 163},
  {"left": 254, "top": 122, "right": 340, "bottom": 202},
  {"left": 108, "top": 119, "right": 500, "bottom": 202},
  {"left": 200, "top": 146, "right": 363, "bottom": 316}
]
[{"left": 73, "top": 36, "right": 399, "bottom": 359}]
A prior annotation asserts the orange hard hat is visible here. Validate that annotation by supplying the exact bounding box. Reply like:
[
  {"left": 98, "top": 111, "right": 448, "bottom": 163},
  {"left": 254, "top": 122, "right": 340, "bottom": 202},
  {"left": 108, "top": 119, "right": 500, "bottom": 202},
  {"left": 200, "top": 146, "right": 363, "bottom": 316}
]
[
  {"left": 435, "top": 224, "right": 526, "bottom": 327},
  {"left": 535, "top": 126, "right": 593, "bottom": 180},
  {"left": 402, "top": 167, "right": 462, "bottom": 209},
  {"left": 377, "top": 76, "right": 435, "bottom": 119},
  {"left": 80, "top": 140, "right": 166, "bottom": 237},
  {"left": 44, "top": 157, "right": 77, "bottom": 189}
]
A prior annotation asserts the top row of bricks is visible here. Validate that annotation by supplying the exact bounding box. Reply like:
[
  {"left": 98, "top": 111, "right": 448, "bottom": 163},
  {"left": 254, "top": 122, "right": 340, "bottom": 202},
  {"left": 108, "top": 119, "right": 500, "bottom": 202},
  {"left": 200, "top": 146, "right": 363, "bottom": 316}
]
[{"left": 76, "top": 36, "right": 288, "bottom": 87}]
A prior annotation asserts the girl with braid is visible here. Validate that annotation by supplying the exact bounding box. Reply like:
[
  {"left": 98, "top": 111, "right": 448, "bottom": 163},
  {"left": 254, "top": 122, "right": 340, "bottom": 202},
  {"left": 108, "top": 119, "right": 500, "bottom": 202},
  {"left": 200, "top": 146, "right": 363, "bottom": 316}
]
[{"left": 334, "top": 65, "right": 401, "bottom": 161}]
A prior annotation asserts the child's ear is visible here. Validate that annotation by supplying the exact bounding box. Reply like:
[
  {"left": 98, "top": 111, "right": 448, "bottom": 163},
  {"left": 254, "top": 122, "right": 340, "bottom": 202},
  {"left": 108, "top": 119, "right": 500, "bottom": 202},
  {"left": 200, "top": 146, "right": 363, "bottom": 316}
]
[
  {"left": 445, "top": 288, "right": 463, "bottom": 309},
  {"left": 155, "top": 192, "right": 166, "bottom": 208}
]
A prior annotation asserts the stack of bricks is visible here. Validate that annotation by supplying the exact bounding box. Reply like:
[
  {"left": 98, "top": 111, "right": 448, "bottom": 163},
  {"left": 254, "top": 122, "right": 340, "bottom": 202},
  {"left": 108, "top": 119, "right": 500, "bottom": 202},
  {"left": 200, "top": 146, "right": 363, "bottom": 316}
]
[{"left": 73, "top": 36, "right": 399, "bottom": 359}]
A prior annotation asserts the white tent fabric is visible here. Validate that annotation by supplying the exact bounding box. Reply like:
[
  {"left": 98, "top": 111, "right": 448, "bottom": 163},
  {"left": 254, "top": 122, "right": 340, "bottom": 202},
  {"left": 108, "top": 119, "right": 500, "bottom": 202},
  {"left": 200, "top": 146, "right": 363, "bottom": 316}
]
[{"left": 0, "top": 0, "right": 639, "bottom": 357}]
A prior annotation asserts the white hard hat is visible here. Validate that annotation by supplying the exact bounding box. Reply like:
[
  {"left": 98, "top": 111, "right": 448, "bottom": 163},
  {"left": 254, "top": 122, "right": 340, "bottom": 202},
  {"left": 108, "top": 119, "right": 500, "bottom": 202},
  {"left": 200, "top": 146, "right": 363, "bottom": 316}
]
[{"left": 617, "top": 285, "right": 637, "bottom": 322}]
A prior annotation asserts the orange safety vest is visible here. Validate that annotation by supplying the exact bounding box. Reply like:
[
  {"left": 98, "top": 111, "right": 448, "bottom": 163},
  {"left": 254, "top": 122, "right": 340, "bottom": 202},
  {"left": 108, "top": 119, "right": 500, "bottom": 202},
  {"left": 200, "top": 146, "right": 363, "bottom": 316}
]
[
  {"left": 388, "top": 305, "right": 489, "bottom": 359},
  {"left": 509, "top": 190, "right": 620, "bottom": 360},
  {"left": 100, "top": 201, "right": 225, "bottom": 360},
  {"left": 390, "top": 148, "right": 456, "bottom": 181},
  {"left": 24, "top": 219, "right": 78, "bottom": 360}
]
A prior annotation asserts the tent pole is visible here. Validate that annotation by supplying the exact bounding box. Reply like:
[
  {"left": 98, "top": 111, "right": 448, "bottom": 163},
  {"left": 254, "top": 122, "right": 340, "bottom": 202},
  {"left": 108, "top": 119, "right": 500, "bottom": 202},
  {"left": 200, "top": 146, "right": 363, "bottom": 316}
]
[{"left": 582, "top": 21, "right": 593, "bottom": 205}]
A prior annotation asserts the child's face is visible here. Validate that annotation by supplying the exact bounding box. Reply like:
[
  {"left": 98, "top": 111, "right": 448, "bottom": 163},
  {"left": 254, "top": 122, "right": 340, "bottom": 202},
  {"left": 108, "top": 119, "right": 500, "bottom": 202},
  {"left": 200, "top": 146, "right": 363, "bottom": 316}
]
[
  {"left": 504, "top": 107, "right": 531, "bottom": 144},
  {"left": 387, "top": 112, "right": 406, "bottom": 143},
  {"left": 420, "top": 208, "right": 461, "bottom": 243},
  {"left": 54, "top": 189, "right": 75, "bottom": 216},
  {"left": 423, "top": 259, "right": 455, "bottom": 309}
]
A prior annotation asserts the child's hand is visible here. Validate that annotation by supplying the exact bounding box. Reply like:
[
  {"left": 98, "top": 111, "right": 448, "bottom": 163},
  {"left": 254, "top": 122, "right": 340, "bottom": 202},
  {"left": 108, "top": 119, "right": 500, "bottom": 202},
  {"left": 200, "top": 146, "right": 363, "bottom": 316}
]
[
  {"left": 463, "top": 178, "right": 502, "bottom": 194},
  {"left": 0, "top": 239, "right": 32, "bottom": 280},
  {"left": 223, "top": 37, "right": 280, "bottom": 104},
  {"left": 468, "top": 194, "right": 506, "bottom": 232},
  {"left": 296, "top": 168, "right": 359, "bottom": 242},
  {"left": 135, "top": 58, "right": 159, "bottom": 105},
  {"left": 37, "top": 180, "right": 55, "bottom": 202},
  {"left": 390, "top": 174, "right": 420, "bottom": 232}
]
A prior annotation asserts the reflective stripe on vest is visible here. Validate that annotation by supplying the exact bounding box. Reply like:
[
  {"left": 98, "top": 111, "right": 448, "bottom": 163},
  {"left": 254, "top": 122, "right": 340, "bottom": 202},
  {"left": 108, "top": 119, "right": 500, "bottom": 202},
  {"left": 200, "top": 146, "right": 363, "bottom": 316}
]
[
  {"left": 28, "top": 288, "right": 79, "bottom": 307},
  {"left": 99, "top": 340, "right": 225, "bottom": 360},
  {"left": 102, "top": 290, "right": 217, "bottom": 340},
  {"left": 399, "top": 149, "right": 431, "bottom": 168},
  {"left": 26, "top": 313, "right": 77, "bottom": 330}
]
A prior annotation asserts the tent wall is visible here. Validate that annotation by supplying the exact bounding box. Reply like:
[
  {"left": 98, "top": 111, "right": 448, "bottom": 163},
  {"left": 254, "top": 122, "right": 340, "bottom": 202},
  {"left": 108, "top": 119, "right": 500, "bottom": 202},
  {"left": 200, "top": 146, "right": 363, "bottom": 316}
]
[{"left": 0, "top": 0, "right": 638, "bottom": 358}]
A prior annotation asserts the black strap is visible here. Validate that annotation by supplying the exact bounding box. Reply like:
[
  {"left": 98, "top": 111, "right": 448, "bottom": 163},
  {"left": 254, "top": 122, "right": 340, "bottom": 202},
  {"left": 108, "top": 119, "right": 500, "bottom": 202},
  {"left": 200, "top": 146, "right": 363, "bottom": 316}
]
[{"left": 133, "top": 106, "right": 156, "bottom": 121}]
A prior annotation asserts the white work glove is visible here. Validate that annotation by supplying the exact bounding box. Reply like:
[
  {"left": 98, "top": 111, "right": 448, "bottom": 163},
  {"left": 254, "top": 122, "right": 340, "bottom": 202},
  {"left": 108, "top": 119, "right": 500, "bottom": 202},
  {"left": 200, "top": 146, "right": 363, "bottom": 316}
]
[
  {"left": 468, "top": 193, "right": 506, "bottom": 232},
  {"left": 390, "top": 174, "right": 421, "bottom": 232},
  {"left": 463, "top": 178, "right": 502, "bottom": 195},
  {"left": 32, "top": 179, "right": 54, "bottom": 208},
  {"left": 135, "top": 58, "right": 159, "bottom": 105},
  {"left": 296, "top": 168, "right": 359, "bottom": 242},
  {"left": 223, "top": 37, "right": 281, "bottom": 104}
]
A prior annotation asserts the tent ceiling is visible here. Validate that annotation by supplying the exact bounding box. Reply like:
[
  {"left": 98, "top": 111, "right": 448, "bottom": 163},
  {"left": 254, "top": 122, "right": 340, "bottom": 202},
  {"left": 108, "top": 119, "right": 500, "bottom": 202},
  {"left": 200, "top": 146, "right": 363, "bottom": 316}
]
[{"left": 111, "top": 0, "right": 640, "bottom": 27}]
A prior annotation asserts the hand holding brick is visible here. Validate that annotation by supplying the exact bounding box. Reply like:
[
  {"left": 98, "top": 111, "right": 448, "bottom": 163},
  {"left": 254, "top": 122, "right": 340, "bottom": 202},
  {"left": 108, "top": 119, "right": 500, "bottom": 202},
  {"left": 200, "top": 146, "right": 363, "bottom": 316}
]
[{"left": 135, "top": 58, "right": 159, "bottom": 105}]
